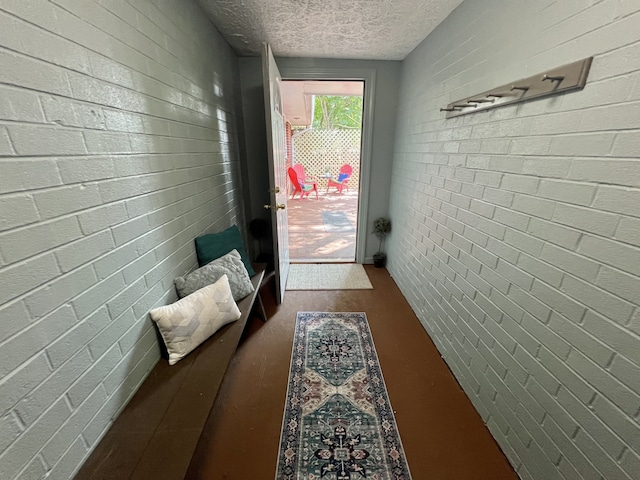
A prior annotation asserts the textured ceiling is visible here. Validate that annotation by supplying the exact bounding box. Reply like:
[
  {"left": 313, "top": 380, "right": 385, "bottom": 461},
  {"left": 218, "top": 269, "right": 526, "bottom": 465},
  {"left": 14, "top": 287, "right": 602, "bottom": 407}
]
[{"left": 196, "top": 0, "right": 464, "bottom": 60}]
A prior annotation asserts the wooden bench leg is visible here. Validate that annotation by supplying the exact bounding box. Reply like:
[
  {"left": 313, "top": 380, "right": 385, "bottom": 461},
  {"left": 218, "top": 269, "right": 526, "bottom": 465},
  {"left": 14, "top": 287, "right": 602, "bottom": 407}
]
[{"left": 256, "top": 292, "right": 268, "bottom": 322}]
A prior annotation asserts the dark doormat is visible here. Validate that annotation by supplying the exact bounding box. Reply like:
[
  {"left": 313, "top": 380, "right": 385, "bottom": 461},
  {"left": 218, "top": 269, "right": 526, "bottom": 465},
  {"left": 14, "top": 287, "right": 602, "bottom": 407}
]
[{"left": 322, "top": 210, "right": 355, "bottom": 232}]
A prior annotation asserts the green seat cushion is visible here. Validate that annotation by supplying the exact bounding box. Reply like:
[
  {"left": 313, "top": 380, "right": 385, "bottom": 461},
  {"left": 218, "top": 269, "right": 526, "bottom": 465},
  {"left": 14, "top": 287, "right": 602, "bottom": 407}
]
[{"left": 195, "top": 225, "right": 255, "bottom": 277}]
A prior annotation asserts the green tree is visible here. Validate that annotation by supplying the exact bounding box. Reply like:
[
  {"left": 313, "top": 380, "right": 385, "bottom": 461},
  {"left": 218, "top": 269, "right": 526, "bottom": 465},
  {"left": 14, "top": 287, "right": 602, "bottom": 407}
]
[{"left": 312, "top": 95, "right": 363, "bottom": 129}]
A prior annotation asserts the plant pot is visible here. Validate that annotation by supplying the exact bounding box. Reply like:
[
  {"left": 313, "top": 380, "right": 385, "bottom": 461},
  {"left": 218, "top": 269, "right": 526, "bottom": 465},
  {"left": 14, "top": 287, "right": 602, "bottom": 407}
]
[{"left": 373, "top": 252, "right": 386, "bottom": 268}]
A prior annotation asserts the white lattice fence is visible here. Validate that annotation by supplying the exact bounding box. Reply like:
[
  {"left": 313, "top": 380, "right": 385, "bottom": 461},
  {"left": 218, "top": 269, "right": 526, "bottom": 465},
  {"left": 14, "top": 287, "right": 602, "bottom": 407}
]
[{"left": 292, "top": 129, "right": 361, "bottom": 191}]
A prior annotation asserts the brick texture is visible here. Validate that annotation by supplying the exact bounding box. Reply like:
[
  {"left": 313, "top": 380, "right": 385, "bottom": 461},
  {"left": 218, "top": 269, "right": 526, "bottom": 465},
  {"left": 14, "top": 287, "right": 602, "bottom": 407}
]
[
  {"left": 0, "top": 0, "right": 247, "bottom": 478},
  {"left": 388, "top": 1, "right": 640, "bottom": 479}
]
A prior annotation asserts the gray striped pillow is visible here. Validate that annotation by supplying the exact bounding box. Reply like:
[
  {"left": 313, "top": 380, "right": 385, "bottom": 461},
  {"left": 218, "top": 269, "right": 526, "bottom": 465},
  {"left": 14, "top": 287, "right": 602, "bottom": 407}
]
[{"left": 174, "top": 249, "right": 254, "bottom": 301}]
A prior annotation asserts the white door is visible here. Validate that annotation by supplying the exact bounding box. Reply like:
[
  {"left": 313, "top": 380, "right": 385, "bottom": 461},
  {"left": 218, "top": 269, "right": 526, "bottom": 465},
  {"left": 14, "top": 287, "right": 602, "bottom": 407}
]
[{"left": 262, "top": 44, "right": 289, "bottom": 304}]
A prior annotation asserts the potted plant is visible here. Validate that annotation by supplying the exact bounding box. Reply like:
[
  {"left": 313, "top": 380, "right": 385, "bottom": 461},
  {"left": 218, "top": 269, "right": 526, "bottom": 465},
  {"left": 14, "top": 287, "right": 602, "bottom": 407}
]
[{"left": 372, "top": 217, "right": 391, "bottom": 268}]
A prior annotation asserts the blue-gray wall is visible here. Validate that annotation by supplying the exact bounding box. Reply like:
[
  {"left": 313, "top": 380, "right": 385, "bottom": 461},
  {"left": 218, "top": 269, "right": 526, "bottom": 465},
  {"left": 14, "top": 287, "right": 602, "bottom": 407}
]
[
  {"left": 388, "top": 1, "right": 640, "bottom": 479},
  {"left": 0, "top": 0, "right": 246, "bottom": 477}
]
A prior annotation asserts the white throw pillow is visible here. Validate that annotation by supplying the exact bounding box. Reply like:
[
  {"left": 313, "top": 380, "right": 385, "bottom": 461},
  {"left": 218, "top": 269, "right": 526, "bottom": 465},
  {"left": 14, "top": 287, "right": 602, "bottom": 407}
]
[{"left": 150, "top": 275, "right": 241, "bottom": 365}]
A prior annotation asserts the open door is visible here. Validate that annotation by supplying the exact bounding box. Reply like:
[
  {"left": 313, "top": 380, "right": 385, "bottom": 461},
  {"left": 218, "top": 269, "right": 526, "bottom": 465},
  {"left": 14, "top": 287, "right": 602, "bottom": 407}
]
[{"left": 262, "top": 44, "right": 289, "bottom": 304}]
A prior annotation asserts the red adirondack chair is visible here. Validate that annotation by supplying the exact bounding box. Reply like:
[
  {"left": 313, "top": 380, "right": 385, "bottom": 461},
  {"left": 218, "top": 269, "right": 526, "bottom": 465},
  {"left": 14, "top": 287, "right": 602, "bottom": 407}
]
[
  {"left": 326, "top": 164, "right": 352, "bottom": 194},
  {"left": 292, "top": 164, "right": 318, "bottom": 185},
  {"left": 288, "top": 167, "right": 318, "bottom": 200}
]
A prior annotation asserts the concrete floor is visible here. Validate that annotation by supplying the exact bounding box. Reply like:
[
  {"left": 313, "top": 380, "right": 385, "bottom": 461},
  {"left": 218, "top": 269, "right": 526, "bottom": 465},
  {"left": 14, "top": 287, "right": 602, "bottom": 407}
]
[
  {"left": 186, "top": 266, "right": 518, "bottom": 480},
  {"left": 287, "top": 189, "right": 359, "bottom": 263}
]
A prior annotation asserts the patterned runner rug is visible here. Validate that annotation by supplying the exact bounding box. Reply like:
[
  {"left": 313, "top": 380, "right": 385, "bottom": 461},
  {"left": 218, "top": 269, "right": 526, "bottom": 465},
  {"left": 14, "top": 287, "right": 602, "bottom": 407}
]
[{"left": 276, "top": 312, "right": 412, "bottom": 479}]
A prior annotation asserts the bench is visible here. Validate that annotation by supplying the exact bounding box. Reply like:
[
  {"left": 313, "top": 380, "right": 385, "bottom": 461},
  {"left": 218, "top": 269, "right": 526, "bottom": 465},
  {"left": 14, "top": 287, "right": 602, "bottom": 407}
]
[{"left": 75, "top": 265, "right": 267, "bottom": 479}]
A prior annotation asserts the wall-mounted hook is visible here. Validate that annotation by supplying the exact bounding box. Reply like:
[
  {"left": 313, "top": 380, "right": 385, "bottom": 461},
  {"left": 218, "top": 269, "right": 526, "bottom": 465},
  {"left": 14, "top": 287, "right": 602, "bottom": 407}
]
[
  {"left": 443, "top": 57, "right": 592, "bottom": 118},
  {"left": 454, "top": 103, "right": 477, "bottom": 108}
]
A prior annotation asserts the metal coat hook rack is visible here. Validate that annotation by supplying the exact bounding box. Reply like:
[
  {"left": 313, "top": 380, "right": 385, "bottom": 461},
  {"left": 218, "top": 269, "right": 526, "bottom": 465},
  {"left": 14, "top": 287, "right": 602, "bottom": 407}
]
[{"left": 440, "top": 57, "right": 593, "bottom": 118}]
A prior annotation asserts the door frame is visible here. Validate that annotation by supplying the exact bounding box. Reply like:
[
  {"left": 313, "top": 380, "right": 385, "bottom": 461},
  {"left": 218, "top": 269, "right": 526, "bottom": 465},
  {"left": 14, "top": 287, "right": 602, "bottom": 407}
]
[{"left": 278, "top": 66, "right": 376, "bottom": 265}]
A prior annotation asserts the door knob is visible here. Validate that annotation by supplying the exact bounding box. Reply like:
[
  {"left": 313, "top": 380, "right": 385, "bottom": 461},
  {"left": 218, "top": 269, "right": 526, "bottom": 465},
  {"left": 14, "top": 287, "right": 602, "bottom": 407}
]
[{"left": 264, "top": 204, "right": 286, "bottom": 210}]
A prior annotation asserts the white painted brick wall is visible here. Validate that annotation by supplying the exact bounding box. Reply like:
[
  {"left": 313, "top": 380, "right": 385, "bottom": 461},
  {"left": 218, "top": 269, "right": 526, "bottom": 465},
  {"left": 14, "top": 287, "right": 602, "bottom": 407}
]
[
  {"left": 0, "top": 0, "right": 247, "bottom": 477},
  {"left": 388, "top": 1, "right": 640, "bottom": 479}
]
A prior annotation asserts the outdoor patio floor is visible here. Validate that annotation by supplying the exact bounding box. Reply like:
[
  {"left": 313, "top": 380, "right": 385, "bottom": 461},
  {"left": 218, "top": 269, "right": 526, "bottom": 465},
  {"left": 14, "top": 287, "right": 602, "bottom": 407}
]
[{"left": 287, "top": 189, "right": 359, "bottom": 262}]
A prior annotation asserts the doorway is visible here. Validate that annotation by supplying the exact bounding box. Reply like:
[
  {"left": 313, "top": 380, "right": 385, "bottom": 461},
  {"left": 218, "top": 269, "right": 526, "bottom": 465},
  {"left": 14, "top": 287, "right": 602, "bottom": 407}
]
[{"left": 281, "top": 80, "right": 365, "bottom": 263}]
